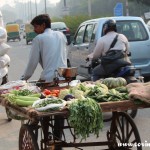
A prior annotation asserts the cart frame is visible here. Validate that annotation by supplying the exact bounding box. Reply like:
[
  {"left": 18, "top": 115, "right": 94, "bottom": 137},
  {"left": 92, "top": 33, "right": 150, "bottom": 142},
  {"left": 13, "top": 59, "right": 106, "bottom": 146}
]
[{"left": 0, "top": 95, "right": 149, "bottom": 150}]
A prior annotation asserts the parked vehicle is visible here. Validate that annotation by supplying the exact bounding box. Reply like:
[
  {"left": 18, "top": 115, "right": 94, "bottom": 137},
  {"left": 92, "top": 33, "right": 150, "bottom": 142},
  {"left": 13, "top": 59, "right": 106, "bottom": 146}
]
[
  {"left": 68, "top": 16, "right": 150, "bottom": 80},
  {"left": 25, "top": 23, "right": 37, "bottom": 45},
  {"left": 51, "top": 22, "right": 71, "bottom": 45},
  {"left": 6, "top": 24, "right": 21, "bottom": 42}
]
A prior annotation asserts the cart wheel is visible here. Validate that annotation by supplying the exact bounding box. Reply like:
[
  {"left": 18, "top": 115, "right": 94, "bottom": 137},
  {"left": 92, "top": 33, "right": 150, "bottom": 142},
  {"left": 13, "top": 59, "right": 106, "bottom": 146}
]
[
  {"left": 19, "top": 124, "right": 39, "bottom": 150},
  {"left": 126, "top": 109, "right": 137, "bottom": 119},
  {"left": 103, "top": 109, "right": 138, "bottom": 123},
  {"left": 5, "top": 108, "right": 12, "bottom": 122},
  {"left": 107, "top": 112, "right": 142, "bottom": 150}
]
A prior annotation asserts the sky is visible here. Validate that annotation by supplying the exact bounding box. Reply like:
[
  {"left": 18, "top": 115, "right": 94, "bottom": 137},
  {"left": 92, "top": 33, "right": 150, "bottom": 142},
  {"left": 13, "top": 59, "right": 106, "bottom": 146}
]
[{"left": 0, "top": 0, "right": 61, "bottom": 7}]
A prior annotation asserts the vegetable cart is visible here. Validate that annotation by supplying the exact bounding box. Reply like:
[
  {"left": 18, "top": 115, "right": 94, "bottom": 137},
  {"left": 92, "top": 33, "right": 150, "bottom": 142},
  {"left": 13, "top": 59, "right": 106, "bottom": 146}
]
[{"left": 0, "top": 93, "right": 149, "bottom": 150}]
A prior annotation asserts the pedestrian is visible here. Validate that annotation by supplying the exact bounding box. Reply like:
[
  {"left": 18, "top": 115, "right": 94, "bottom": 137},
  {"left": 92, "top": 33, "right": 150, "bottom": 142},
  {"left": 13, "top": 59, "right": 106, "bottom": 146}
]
[
  {"left": 21, "top": 14, "right": 68, "bottom": 82},
  {"left": 21, "top": 14, "right": 67, "bottom": 150}
]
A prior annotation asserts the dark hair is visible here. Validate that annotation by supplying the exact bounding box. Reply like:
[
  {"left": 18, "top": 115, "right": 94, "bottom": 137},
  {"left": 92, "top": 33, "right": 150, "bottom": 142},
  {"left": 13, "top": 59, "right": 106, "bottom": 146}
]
[{"left": 31, "top": 14, "right": 51, "bottom": 28}]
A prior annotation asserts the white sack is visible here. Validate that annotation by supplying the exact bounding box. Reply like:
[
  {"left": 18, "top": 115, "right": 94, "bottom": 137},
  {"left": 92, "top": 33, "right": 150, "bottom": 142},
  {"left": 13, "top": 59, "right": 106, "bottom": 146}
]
[
  {"left": 0, "top": 54, "right": 10, "bottom": 68},
  {"left": 0, "top": 11, "right": 4, "bottom": 28},
  {"left": 0, "top": 66, "right": 8, "bottom": 78},
  {"left": 0, "top": 27, "right": 7, "bottom": 43},
  {"left": 0, "top": 43, "right": 10, "bottom": 56}
]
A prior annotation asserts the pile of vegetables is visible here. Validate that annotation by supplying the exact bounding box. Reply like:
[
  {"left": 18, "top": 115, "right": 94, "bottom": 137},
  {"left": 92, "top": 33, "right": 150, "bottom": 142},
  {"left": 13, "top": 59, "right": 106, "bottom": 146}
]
[
  {"left": 86, "top": 86, "right": 129, "bottom": 102},
  {"left": 1, "top": 77, "right": 130, "bottom": 140},
  {"left": 68, "top": 97, "right": 103, "bottom": 140},
  {"left": 3, "top": 89, "right": 41, "bottom": 107},
  {"left": 58, "top": 78, "right": 129, "bottom": 103}
]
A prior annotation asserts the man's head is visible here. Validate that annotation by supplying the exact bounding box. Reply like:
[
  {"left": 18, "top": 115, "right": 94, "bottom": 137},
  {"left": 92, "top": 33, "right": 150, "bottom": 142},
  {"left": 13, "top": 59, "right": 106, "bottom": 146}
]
[
  {"left": 31, "top": 14, "right": 51, "bottom": 34},
  {"left": 103, "top": 19, "right": 117, "bottom": 35}
]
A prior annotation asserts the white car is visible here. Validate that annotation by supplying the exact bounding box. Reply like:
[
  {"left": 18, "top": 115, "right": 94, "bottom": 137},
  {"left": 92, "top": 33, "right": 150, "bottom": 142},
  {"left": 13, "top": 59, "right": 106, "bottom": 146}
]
[
  {"left": 51, "top": 22, "right": 71, "bottom": 45},
  {"left": 68, "top": 16, "right": 150, "bottom": 80}
]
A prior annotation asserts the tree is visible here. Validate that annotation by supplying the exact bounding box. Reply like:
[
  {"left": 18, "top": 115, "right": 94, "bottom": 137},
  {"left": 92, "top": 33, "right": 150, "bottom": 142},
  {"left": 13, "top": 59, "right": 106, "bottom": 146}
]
[{"left": 129, "top": 0, "right": 150, "bottom": 5}]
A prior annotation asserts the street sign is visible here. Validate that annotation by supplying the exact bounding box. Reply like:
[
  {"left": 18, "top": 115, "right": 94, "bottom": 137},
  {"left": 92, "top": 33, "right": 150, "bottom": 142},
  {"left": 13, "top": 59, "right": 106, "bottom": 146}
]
[{"left": 114, "top": 3, "right": 123, "bottom": 16}]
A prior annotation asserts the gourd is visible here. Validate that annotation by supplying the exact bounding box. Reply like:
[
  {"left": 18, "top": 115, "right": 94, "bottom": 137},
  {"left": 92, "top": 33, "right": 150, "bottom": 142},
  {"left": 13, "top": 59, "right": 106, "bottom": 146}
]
[{"left": 101, "top": 77, "right": 127, "bottom": 89}]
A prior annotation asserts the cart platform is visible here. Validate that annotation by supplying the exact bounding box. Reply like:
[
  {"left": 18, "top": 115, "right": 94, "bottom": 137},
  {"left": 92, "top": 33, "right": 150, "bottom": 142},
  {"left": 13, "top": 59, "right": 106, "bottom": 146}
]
[{"left": 0, "top": 97, "right": 149, "bottom": 119}]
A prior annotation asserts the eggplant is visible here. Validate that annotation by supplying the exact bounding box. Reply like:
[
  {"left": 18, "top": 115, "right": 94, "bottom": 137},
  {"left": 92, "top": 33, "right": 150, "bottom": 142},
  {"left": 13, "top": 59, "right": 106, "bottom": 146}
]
[{"left": 64, "top": 94, "right": 75, "bottom": 101}]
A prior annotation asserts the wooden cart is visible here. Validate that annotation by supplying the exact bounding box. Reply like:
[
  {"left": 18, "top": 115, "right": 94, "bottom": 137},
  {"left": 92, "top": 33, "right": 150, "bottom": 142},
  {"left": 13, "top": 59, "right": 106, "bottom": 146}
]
[{"left": 0, "top": 94, "right": 149, "bottom": 150}]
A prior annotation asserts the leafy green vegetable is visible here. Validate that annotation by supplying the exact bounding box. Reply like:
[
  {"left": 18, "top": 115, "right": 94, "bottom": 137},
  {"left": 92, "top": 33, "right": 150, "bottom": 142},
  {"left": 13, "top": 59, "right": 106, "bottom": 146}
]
[
  {"left": 68, "top": 98, "right": 104, "bottom": 140},
  {"left": 11, "top": 89, "right": 33, "bottom": 96}
]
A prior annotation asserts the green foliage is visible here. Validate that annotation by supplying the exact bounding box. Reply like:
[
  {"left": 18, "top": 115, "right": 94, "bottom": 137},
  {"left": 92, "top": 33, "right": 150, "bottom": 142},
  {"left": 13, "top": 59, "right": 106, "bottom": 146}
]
[{"left": 129, "top": 0, "right": 150, "bottom": 5}]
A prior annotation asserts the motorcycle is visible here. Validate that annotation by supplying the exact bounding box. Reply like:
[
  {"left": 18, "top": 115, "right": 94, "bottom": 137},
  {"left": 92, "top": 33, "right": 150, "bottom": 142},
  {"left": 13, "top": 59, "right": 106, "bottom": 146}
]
[{"left": 86, "top": 58, "right": 144, "bottom": 119}]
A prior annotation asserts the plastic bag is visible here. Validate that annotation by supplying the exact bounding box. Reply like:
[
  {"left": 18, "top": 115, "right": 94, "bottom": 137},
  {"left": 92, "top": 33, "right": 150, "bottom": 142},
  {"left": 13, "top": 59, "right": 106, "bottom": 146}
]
[
  {"left": 0, "top": 43, "right": 10, "bottom": 56},
  {"left": 0, "top": 54, "right": 10, "bottom": 68},
  {"left": 32, "top": 97, "right": 66, "bottom": 112}
]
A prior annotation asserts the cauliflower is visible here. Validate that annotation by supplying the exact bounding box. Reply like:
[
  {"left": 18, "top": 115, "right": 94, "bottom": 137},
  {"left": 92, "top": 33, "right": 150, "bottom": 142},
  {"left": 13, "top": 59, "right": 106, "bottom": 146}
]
[
  {"left": 72, "top": 89, "right": 85, "bottom": 99},
  {"left": 58, "top": 89, "right": 71, "bottom": 99}
]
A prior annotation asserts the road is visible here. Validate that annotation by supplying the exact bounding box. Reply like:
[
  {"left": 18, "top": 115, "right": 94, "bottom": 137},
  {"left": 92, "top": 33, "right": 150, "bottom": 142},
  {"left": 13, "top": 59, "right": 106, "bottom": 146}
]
[{"left": 0, "top": 38, "right": 150, "bottom": 150}]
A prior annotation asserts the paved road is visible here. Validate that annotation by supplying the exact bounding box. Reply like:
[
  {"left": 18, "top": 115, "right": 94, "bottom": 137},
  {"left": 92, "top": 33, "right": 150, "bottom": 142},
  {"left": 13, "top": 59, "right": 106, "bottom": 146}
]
[{"left": 0, "top": 38, "right": 150, "bottom": 150}]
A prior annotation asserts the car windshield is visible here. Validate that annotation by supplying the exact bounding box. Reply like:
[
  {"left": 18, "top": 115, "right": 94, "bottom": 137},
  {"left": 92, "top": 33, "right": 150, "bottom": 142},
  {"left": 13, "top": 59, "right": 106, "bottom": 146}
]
[
  {"left": 116, "top": 20, "right": 148, "bottom": 41},
  {"left": 51, "top": 22, "right": 67, "bottom": 30}
]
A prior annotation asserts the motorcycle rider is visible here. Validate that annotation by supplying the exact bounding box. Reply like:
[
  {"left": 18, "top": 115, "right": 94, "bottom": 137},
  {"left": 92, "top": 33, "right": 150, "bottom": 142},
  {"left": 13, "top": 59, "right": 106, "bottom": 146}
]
[{"left": 87, "top": 19, "right": 131, "bottom": 81}]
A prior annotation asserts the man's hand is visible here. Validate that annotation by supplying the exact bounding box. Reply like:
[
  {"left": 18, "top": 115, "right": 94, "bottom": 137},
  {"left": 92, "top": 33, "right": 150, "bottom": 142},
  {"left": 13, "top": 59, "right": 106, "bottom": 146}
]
[
  {"left": 85, "top": 57, "right": 89, "bottom": 62},
  {"left": 20, "top": 75, "right": 25, "bottom": 80}
]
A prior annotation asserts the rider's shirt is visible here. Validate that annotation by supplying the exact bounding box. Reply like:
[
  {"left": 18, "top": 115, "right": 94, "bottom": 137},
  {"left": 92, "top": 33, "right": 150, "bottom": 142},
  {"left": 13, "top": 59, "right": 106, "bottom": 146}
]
[{"left": 88, "top": 31, "right": 129, "bottom": 60}]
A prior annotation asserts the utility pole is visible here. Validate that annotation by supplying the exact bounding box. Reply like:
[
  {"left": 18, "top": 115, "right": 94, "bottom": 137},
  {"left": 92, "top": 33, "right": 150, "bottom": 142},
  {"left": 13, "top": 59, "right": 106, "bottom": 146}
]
[
  {"left": 44, "top": 0, "right": 47, "bottom": 13},
  {"left": 126, "top": 0, "right": 129, "bottom": 16},
  {"left": 88, "top": 0, "right": 91, "bottom": 17},
  {"left": 28, "top": 1, "right": 30, "bottom": 22},
  {"left": 64, "top": 0, "right": 66, "bottom": 7},
  {"left": 35, "top": 0, "right": 37, "bottom": 16},
  {"left": 30, "top": 0, "right": 32, "bottom": 19}
]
